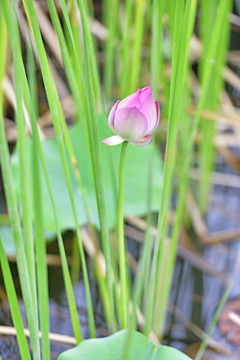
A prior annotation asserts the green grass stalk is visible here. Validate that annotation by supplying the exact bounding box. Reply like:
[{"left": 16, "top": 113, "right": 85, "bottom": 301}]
[
  {"left": 71, "top": 232, "right": 81, "bottom": 283},
  {"left": 77, "top": 0, "right": 116, "bottom": 331},
  {"left": 64, "top": 0, "right": 87, "bottom": 122},
  {"left": 129, "top": 0, "right": 147, "bottom": 93},
  {"left": 94, "top": 258, "right": 111, "bottom": 326},
  {"left": 21, "top": 0, "right": 96, "bottom": 337},
  {"left": 103, "top": 0, "right": 119, "bottom": 104},
  {"left": 0, "top": 237, "right": 32, "bottom": 360},
  {"left": 47, "top": 0, "right": 87, "bottom": 121},
  {"left": 142, "top": 142, "right": 158, "bottom": 316},
  {"left": 46, "top": 0, "right": 94, "bottom": 229},
  {"left": 117, "top": 141, "right": 128, "bottom": 328},
  {"left": 0, "top": 107, "right": 40, "bottom": 360},
  {"left": 120, "top": 210, "right": 155, "bottom": 358},
  {"left": 150, "top": 0, "right": 165, "bottom": 98},
  {"left": 195, "top": 253, "right": 240, "bottom": 360},
  {"left": 152, "top": 0, "right": 198, "bottom": 336},
  {"left": 180, "top": 0, "right": 232, "bottom": 188},
  {"left": 144, "top": 0, "right": 192, "bottom": 337},
  {"left": 199, "top": 0, "right": 232, "bottom": 213},
  {"left": 1, "top": 0, "right": 82, "bottom": 343},
  {"left": 120, "top": 0, "right": 133, "bottom": 98},
  {"left": 0, "top": 10, "right": 8, "bottom": 106},
  {"left": 75, "top": 0, "right": 104, "bottom": 112},
  {"left": 165, "top": 0, "right": 175, "bottom": 40},
  {"left": 12, "top": 0, "right": 38, "bottom": 328},
  {"left": 154, "top": 0, "right": 232, "bottom": 338},
  {"left": 28, "top": 44, "right": 51, "bottom": 360},
  {"left": 198, "top": 0, "right": 219, "bottom": 214}
]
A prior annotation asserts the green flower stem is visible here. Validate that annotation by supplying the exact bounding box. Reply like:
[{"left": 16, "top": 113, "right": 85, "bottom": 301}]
[{"left": 118, "top": 141, "right": 128, "bottom": 329}]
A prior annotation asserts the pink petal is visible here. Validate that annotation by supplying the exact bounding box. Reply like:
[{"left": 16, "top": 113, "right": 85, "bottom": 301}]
[
  {"left": 138, "top": 86, "right": 152, "bottom": 103},
  {"left": 149, "top": 101, "right": 160, "bottom": 133},
  {"left": 138, "top": 91, "right": 157, "bottom": 134},
  {"left": 108, "top": 100, "right": 120, "bottom": 133},
  {"left": 102, "top": 135, "right": 125, "bottom": 146},
  {"left": 114, "top": 107, "right": 148, "bottom": 141},
  {"left": 117, "top": 91, "right": 141, "bottom": 110},
  {"left": 130, "top": 134, "right": 152, "bottom": 147}
]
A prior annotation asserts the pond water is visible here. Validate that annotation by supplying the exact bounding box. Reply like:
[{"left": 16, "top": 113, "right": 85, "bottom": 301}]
[{"left": 1, "top": 157, "right": 240, "bottom": 359}]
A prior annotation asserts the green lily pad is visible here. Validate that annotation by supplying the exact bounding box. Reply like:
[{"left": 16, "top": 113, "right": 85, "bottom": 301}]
[
  {"left": 10, "top": 115, "right": 163, "bottom": 233},
  {"left": 0, "top": 224, "right": 57, "bottom": 256},
  {"left": 0, "top": 226, "right": 16, "bottom": 256},
  {"left": 153, "top": 345, "right": 192, "bottom": 360},
  {"left": 58, "top": 330, "right": 192, "bottom": 360}
]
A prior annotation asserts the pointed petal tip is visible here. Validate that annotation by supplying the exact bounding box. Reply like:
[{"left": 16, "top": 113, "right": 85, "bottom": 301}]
[
  {"left": 102, "top": 135, "right": 125, "bottom": 146},
  {"left": 139, "top": 86, "right": 152, "bottom": 94}
]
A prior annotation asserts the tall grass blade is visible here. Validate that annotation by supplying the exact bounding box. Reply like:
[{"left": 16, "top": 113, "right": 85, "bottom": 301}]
[
  {"left": 152, "top": 0, "right": 198, "bottom": 335},
  {"left": 21, "top": 0, "right": 96, "bottom": 337},
  {"left": 144, "top": 0, "right": 190, "bottom": 337},
  {"left": 195, "top": 252, "right": 240, "bottom": 360},
  {"left": 1, "top": 0, "right": 82, "bottom": 343},
  {"left": 0, "top": 237, "right": 32, "bottom": 360},
  {"left": 129, "top": 0, "right": 147, "bottom": 93},
  {"left": 45, "top": 0, "right": 94, "bottom": 229},
  {"left": 199, "top": 0, "right": 232, "bottom": 212},
  {"left": 0, "top": 104, "right": 40, "bottom": 359},
  {"left": 77, "top": 0, "right": 115, "bottom": 331},
  {"left": 153, "top": 0, "right": 232, "bottom": 338},
  {"left": 150, "top": 0, "right": 165, "bottom": 98},
  {"left": 27, "top": 44, "right": 51, "bottom": 360},
  {"left": 0, "top": 8, "right": 8, "bottom": 106},
  {"left": 12, "top": 0, "right": 38, "bottom": 328},
  {"left": 120, "top": 0, "right": 133, "bottom": 98},
  {"left": 73, "top": 0, "right": 104, "bottom": 111},
  {"left": 103, "top": 0, "right": 119, "bottom": 104}
]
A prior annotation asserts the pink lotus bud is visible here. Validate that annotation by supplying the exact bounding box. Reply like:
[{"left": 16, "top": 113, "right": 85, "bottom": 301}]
[{"left": 103, "top": 86, "right": 160, "bottom": 146}]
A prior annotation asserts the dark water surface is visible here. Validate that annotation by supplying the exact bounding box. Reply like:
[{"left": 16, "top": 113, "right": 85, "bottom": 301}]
[{"left": 1, "top": 167, "right": 240, "bottom": 359}]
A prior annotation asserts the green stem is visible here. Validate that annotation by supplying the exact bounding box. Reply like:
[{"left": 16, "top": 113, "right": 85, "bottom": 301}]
[{"left": 118, "top": 141, "right": 128, "bottom": 329}]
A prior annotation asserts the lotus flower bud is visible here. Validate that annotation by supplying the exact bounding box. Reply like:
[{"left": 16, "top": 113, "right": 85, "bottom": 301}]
[{"left": 103, "top": 86, "right": 160, "bottom": 146}]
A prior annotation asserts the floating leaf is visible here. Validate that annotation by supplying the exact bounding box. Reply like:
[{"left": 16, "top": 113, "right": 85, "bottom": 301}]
[
  {"left": 58, "top": 330, "right": 192, "bottom": 360},
  {"left": 0, "top": 226, "right": 16, "bottom": 255},
  {"left": 10, "top": 116, "right": 163, "bottom": 233},
  {"left": 0, "top": 224, "right": 57, "bottom": 256}
]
